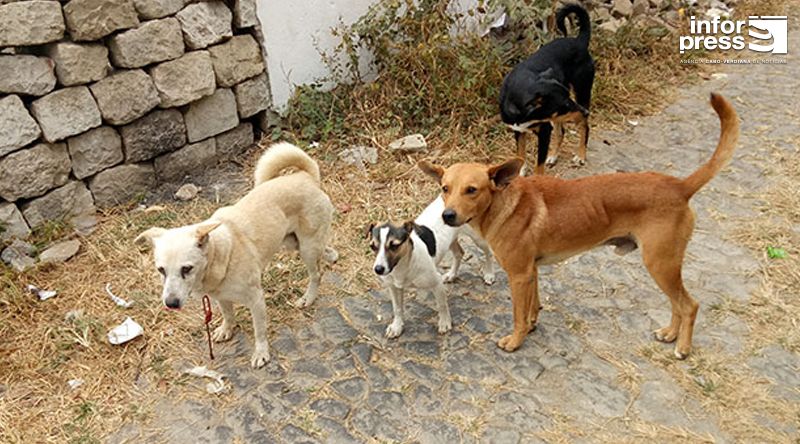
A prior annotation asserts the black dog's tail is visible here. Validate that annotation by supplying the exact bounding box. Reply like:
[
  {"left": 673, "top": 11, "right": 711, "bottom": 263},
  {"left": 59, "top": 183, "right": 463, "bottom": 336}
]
[{"left": 556, "top": 4, "right": 591, "bottom": 47}]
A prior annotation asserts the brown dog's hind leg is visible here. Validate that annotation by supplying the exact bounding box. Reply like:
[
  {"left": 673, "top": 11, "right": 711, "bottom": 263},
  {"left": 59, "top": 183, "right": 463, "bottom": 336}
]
[
  {"left": 575, "top": 115, "right": 589, "bottom": 166},
  {"left": 639, "top": 215, "right": 698, "bottom": 359},
  {"left": 527, "top": 267, "right": 540, "bottom": 332},
  {"left": 547, "top": 123, "right": 564, "bottom": 167},
  {"left": 515, "top": 132, "right": 529, "bottom": 175}
]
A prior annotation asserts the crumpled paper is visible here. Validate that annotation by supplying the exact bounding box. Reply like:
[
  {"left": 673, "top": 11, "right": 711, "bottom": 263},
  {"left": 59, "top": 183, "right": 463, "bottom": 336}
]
[
  {"left": 106, "top": 283, "right": 134, "bottom": 308},
  {"left": 28, "top": 284, "right": 57, "bottom": 301},
  {"left": 184, "top": 366, "right": 227, "bottom": 394},
  {"left": 107, "top": 317, "right": 143, "bottom": 345}
]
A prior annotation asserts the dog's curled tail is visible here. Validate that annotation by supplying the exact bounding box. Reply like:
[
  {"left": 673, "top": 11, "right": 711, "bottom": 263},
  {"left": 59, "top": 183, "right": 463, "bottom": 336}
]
[
  {"left": 682, "top": 93, "right": 739, "bottom": 198},
  {"left": 556, "top": 4, "right": 591, "bottom": 46},
  {"left": 254, "top": 142, "right": 321, "bottom": 186}
]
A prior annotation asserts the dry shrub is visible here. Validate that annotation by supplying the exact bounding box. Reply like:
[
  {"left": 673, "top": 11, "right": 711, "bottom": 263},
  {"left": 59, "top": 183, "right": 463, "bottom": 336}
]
[{"left": 285, "top": 0, "right": 699, "bottom": 147}]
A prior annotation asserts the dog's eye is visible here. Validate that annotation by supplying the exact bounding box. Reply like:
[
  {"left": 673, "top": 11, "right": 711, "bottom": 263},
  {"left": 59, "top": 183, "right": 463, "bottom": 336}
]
[
  {"left": 442, "top": 185, "right": 449, "bottom": 193},
  {"left": 181, "top": 265, "right": 193, "bottom": 278},
  {"left": 465, "top": 186, "right": 477, "bottom": 195},
  {"left": 388, "top": 242, "right": 401, "bottom": 250},
  {"left": 370, "top": 243, "right": 378, "bottom": 252},
  {"left": 157, "top": 267, "right": 165, "bottom": 276}
]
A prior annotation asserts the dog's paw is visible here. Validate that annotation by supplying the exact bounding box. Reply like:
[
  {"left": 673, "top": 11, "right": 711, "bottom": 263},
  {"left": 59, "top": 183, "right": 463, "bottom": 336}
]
[
  {"left": 497, "top": 334, "right": 523, "bottom": 352},
  {"left": 482, "top": 272, "right": 496, "bottom": 286},
  {"left": 519, "top": 164, "right": 529, "bottom": 177},
  {"left": 212, "top": 325, "right": 234, "bottom": 342},
  {"left": 437, "top": 316, "right": 452, "bottom": 334},
  {"left": 250, "top": 348, "right": 270, "bottom": 368},
  {"left": 545, "top": 154, "right": 559, "bottom": 167},
  {"left": 653, "top": 326, "right": 678, "bottom": 343},
  {"left": 323, "top": 246, "right": 339, "bottom": 263},
  {"left": 442, "top": 270, "right": 457, "bottom": 283},
  {"left": 571, "top": 155, "right": 586, "bottom": 166},
  {"left": 674, "top": 346, "right": 690, "bottom": 360},
  {"left": 385, "top": 321, "right": 404, "bottom": 339}
]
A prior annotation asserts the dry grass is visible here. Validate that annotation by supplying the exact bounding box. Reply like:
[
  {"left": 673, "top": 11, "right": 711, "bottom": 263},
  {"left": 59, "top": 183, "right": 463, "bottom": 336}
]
[{"left": 0, "top": 3, "right": 777, "bottom": 442}]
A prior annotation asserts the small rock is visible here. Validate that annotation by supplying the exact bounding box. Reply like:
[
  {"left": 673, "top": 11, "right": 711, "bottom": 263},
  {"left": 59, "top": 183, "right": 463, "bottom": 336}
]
[
  {"left": 598, "top": 18, "right": 624, "bottom": 33},
  {"left": 175, "top": 183, "right": 200, "bottom": 201},
  {"left": 612, "top": 0, "right": 633, "bottom": 17},
  {"left": 339, "top": 146, "right": 378, "bottom": 168},
  {"left": 6, "top": 239, "right": 35, "bottom": 257},
  {"left": 389, "top": 133, "right": 427, "bottom": 152},
  {"left": 39, "top": 239, "right": 81, "bottom": 264},
  {"left": 632, "top": 0, "right": 649, "bottom": 16},
  {"left": 1, "top": 241, "right": 36, "bottom": 272}
]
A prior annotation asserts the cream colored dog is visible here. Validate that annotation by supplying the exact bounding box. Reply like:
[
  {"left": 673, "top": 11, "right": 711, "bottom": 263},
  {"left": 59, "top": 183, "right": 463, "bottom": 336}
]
[{"left": 136, "top": 142, "right": 338, "bottom": 368}]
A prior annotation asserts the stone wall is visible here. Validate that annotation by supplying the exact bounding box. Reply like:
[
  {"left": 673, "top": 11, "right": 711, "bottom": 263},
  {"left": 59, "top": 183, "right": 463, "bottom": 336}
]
[{"left": 0, "top": 0, "right": 270, "bottom": 242}]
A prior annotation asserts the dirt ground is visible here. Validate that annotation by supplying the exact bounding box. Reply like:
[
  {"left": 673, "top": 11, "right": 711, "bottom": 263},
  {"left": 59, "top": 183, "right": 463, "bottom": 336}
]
[{"left": 2, "top": 16, "right": 798, "bottom": 444}]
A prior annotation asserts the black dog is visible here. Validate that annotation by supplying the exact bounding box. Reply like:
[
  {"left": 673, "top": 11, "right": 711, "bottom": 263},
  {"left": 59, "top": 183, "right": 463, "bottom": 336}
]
[{"left": 499, "top": 3, "right": 595, "bottom": 174}]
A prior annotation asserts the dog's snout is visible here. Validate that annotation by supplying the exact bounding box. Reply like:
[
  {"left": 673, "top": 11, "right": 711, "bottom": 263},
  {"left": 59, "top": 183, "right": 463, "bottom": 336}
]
[
  {"left": 165, "top": 297, "right": 181, "bottom": 310},
  {"left": 374, "top": 264, "right": 386, "bottom": 275},
  {"left": 442, "top": 209, "right": 457, "bottom": 225}
]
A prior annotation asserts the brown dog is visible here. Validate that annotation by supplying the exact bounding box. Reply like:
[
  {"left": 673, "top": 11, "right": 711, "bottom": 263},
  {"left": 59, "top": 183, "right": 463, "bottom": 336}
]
[{"left": 419, "top": 93, "right": 738, "bottom": 359}]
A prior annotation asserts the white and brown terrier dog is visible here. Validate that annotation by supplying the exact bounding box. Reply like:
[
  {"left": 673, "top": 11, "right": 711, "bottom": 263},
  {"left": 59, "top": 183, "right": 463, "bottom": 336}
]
[{"left": 368, "top": 196, "right": 495, "bottom": 338}]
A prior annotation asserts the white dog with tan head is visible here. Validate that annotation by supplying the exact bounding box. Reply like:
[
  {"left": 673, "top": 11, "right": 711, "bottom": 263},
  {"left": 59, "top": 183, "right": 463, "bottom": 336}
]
[{"left": 136, "top": 142, "right": 338, "bottom": 368}]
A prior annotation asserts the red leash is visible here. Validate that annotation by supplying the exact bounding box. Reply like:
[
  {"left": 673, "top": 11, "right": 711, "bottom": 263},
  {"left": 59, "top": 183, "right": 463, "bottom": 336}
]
[{"left": 202, "top": 295, "right": 214, "bottom": 360}]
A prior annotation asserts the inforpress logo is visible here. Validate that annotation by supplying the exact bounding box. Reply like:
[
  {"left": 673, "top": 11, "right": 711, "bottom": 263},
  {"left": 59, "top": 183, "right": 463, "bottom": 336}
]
[{"left": 680, "top": 15, "right": 788, "bottom": 55}]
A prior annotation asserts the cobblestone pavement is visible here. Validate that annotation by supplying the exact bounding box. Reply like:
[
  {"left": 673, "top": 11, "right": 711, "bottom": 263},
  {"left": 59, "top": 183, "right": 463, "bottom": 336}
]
[{"left": 110, "top": 34, "right": 800, "bottom": 444}]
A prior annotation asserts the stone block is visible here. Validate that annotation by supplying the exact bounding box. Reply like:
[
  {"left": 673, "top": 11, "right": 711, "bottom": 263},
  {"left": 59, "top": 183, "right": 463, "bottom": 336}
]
[
  {"left": 21, "top": 180, "right": 96, "bottom": 228},
  {"left": 46, "top": 42, "right": 109, "bottom": 87},
  {"left": 30, "top": 86, "right": 101, "bottom": 142},
  {"left": 0, "top": 1, "right": 64, "bottom": 46},
  {"left": 150, "top": 50, "right": 215, "bottom": 108},
  {"left": 133, "top": 0, "right": 183, "bottom": 19},
  {"left": 0, "top": 143, "right": 70, "bottom": 201},
  {"left": 216, "top": 122, "right": 254, "bottom": 157},
  {"left": 90, "top": 69, "right": 160, "bottom": 125},
  {"left": 154, "top": 138, "right": 217, "bottom": 182},
  {"left": 0, "top": 55, "right": 56, "bottom": 96},
  {"left": 208, "top": 35, "right": 264, "bottom": 87},
  {"left": 233, "top": 72, "right": 270, "bottom": 118},
  {"left": 0, "top": 95, "right": 41, "bottom": 157},
  {"left": 88, "top": 163, "right": 156, "bottom": 208},
  {"left": 67, "top": 126, "right": 124, "bottom": 179},
  {"left": 109, "top": 17, "right": 184, "bottom": 68},
  {"left": 64, "top": 0, "right": 139, "bottom": 41},
  {"left": 233, "top": 0, "right": 258, "bottom": 28},
  {"left": 184, "top": 88, "right": 238, "bottom": 142},
  {"left": 120, "top": 109, "right": 186, "bottom": 162},
  {"left": 176, "top": 1, "right": 233, "bottom": 50},
  {"left": 0, "top": 202, "right": 30, "bottom": 241}
]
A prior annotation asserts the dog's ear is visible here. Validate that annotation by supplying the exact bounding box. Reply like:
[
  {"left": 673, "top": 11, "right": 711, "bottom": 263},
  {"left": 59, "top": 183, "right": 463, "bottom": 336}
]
[
  {"left": 135, "top": 227, "right": 166, "bottom": 249},
  {"left": 196, "top": 221, "right": 222, "bottom": 248},
  {"left": 365, "top": 223, "right": 375, "bottom": 240},
  {"left": 488, "top": 158, "right": 524, "bottom": 188},
  {"left": 402, "top": 220, "right": 416, "bottom": 239},
  {"left": 417, "top": 160, "right": 444, "bottom": 183}
]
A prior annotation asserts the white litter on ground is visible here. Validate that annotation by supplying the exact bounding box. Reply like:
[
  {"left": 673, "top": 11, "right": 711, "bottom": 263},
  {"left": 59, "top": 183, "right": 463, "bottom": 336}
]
[
  {"left": 67, "top": 379, "right": 84, "bottom": 390},
  {"left": 105, "top": 283, "right": 134, "bottom": 308},
  {"left": 27, "top": 284, "right": 57, "bottom": 301},
  {"left": 107, "top": 317, "right": 143, "bottom": 345},
  {"left": 184, "top": 366, "right": 227, "bottom": 394}
]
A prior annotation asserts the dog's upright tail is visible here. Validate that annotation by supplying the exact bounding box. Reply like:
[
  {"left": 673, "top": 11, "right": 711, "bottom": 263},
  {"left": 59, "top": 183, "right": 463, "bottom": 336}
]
[
  {"left": 556, "top": 4, "right": 591, "bottom": 47},
  {"left": 254, "top": 142, "right": 321, "bottom": 186},
  {"left": 682, "top": 93, "right": 739, "bottom": 198}
]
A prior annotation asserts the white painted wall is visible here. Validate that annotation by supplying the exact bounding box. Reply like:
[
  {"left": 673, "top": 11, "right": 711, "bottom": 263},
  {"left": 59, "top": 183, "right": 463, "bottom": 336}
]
[
  {"left": 256, "top": 0, "right": 489, "bottom": 112},
  {"left": 256, "top": 0, "right": 376, "bottom": 111}
]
